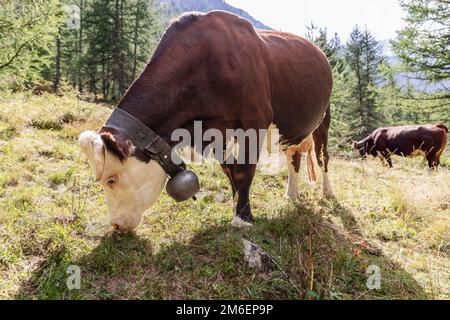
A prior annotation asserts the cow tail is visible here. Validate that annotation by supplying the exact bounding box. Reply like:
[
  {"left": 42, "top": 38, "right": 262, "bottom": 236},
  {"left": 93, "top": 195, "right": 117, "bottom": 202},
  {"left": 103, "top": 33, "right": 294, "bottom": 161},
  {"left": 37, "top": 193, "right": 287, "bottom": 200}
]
[
  {"left": 306, "top": 149, "right": 317, "bottom": 183},
  {"left": 436, "top": 125, "right": 448, "bottom": 158}
]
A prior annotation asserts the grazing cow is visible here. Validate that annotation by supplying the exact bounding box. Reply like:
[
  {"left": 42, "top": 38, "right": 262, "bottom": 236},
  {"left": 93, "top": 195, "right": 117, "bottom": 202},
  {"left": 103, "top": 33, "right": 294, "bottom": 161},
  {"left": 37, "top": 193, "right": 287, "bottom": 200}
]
[
  {"left": 79, "top": 11, "right": 333, "bottom": 232},
  {"left": 353, "top": 124, "right": 448, "bottom": 169}
]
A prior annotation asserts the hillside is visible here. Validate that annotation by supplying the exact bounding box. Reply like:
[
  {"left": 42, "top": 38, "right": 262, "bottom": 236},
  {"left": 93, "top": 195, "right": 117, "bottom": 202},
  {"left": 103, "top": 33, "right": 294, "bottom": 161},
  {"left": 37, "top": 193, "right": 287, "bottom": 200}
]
[
  {"left": 156, "top": 0, "right": 271, "bottom": 30},
  {"left": 0, "top": 92, "right": 448, "bottom": 299}
]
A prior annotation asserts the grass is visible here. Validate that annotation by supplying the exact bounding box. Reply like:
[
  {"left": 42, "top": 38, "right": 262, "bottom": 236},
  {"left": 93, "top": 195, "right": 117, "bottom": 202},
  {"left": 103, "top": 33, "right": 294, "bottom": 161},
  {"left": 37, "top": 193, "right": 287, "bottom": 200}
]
[{"left": 0, "top": 91, "right": 448, "bottom": 300}]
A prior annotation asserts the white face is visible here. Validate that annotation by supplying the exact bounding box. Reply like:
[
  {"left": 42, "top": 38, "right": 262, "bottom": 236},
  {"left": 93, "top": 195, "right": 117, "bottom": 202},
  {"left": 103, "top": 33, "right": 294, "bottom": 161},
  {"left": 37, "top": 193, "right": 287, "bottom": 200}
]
[{"left": 79, "top": 131, "right": 167, "bottom": 232}]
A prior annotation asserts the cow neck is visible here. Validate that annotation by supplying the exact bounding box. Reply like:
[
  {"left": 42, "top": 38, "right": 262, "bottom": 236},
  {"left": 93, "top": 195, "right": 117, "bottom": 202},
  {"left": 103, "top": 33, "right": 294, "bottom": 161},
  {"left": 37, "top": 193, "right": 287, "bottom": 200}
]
[
  {"left": 115, "top": 18, "right": 209, "bottom": 146},
  {"left": 116, "top": 79, "right": 190, "bottom": 147}
]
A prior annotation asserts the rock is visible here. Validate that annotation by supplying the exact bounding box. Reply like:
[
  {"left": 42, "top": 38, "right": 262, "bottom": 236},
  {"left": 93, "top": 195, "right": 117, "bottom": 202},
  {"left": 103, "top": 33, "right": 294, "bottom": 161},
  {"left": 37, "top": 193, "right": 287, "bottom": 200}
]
[{"left": 242, "top": 239, "right": 276, "bottom": 272}]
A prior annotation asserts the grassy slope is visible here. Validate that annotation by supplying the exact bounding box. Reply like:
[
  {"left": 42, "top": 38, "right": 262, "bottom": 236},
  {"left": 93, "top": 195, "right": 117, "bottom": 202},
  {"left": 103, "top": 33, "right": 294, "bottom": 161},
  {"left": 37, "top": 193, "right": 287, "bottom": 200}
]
[{"left": 0, "top": 92, "right": 448, "bottom": 300}]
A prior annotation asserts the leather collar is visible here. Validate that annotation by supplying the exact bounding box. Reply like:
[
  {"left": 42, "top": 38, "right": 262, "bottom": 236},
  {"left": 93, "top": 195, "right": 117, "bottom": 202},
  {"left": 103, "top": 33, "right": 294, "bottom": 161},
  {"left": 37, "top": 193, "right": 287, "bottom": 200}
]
[{"left": 105, "top": 108, "right": 185, "bottom": 178}]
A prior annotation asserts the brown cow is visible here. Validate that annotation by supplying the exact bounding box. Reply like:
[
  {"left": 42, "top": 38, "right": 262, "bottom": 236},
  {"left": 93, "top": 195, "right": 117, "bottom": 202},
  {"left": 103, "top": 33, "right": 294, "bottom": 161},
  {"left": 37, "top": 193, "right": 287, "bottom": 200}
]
[
  {"left": 353, "top": 124, "right": 448, "bottom": 169},
  {"left": 79, "top": 11, "right": 333, "bottom": 232}
]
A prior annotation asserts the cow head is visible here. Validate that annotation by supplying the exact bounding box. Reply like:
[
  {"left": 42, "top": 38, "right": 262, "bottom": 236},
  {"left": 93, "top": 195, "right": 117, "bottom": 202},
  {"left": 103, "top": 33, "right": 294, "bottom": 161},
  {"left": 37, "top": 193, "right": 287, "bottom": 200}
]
[
  {"left": 79, "top": 129, "right": 167, "bottom": 232},
  {"left": 352, "top": 140, "right": 367, "bottom": 158}
]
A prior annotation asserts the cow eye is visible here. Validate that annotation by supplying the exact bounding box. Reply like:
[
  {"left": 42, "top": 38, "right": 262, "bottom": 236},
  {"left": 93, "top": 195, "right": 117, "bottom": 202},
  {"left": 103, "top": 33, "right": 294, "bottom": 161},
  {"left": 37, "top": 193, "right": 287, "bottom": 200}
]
[{"left": 106, "top": 176, "right": 117, "bottom": 185}]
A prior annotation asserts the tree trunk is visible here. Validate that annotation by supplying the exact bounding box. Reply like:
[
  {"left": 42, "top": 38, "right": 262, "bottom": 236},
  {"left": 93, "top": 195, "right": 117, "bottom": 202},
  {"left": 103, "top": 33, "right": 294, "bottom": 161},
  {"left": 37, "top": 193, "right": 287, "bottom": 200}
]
[
  {"left": 78, "top": 0, "right": 84, "bottom": 93},
  {"left": 118, "top": 0, "right": 126, "bottom": 96},
  {"left": 132, "top": 1, "right": 140, "bottom": 80},
  {"left": 102, "top": 53, "right": 106, "bottom": 99},
  {"left": 53, "top": 31, "right": 61, "bottom": 92},
  {"left": 112, "top": 0, "right": 120, "bottom": 99}
]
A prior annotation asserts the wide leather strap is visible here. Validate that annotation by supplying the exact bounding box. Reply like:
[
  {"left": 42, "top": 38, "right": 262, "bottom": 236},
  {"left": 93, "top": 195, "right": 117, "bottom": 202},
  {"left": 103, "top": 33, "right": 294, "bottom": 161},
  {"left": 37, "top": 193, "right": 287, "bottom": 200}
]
[{"left": 105, "top": 108, "right": 185, "bottom": 178}]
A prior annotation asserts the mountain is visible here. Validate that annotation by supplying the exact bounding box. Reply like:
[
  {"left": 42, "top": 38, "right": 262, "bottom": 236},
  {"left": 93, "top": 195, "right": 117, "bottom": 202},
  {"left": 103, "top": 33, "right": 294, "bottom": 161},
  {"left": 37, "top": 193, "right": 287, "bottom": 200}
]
[{"left": 155, "top": 0, "right": 271, "bottom": 30}]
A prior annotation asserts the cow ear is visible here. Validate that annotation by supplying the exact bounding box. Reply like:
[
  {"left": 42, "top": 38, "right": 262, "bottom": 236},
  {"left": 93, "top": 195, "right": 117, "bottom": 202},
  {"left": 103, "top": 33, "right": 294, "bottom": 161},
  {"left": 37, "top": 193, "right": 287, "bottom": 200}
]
[
  {"left": 100, "top": 131, "right": 134, "bottom": 161},
  {"left": 352, "top": 141, "right": 358, "bottom": 149}
]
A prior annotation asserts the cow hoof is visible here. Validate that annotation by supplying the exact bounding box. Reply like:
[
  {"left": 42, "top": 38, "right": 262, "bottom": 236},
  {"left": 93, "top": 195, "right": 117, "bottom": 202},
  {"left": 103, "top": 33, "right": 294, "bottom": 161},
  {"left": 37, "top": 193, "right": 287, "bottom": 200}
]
[
  {"left": 322, "top": 185, "right": 333, "bottom": 199},
  {"left": 231, "top": 216, "right": 253, "bottom": 229},
  {"left": 110, "top": 224, "right": 134, "bottom": 235},
  {"left": 323, "top": 191, "right": 334, "bottom": 200}
]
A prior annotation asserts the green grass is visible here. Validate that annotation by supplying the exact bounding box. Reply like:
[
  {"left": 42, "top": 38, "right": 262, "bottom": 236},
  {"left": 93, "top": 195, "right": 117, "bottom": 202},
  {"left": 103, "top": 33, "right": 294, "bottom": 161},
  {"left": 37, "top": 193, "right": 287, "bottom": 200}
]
[{"left": 0, "top": 92, "right": 448, "bottom": 300}]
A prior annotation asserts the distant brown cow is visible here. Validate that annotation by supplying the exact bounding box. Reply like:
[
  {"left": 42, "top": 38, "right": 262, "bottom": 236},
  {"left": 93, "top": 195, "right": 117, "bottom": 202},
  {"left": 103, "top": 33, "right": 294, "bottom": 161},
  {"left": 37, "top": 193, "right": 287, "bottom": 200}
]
[{"left": 353, "top": 124, "right": 448, "bottom": 169}]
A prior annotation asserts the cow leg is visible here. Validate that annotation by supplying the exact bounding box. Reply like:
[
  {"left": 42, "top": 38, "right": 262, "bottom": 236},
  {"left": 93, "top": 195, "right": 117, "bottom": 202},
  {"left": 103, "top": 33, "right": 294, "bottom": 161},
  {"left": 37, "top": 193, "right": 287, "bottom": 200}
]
[
  {"left": 378, "top": 151, "right": 392, "bottom": 168},
  {"left": 426, "top": 152, "right": 439, "bottom": 170},
  {"left": 221, "top": 164, "right": 237, "bottom": 199},
  {"left": 377, "top": 152, "right": 386, "bottom": 166},
  {"left": 313, "top": 106, "right": 333, "bottom": 197},
  {"left": 385, "top": 153, "right": 393, "bottom": 168},
  {"left": 284, "top": 150, "right": 301, "bottom": 200},
  {"left": 224, "top": 163, "right": 257, "bottom": 229},
  {"left": 222, "top": 124, "right": 266, "bottom": 229}
]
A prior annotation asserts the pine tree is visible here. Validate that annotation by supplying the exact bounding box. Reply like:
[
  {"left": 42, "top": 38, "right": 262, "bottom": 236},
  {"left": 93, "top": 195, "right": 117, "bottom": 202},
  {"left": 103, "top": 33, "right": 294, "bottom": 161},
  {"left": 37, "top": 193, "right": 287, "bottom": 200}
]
[
  {"left": 0, "top": 0, "right": 64, "bottom": 87},
  {"left": 57, "top": 0, "right": 85, "bottom": 91},
  {"left": 81, "top": 0, "right": 161, "bottom": 100},
  {"left": 392, "top": 0, "right": 449, "bottom": 119},
  {"left": 306, "top": 23, "right": 342, "bottom": 67},
  {"left": 329, "top": 61, "right": 358, "bottom": 147},
  {"left": 393, "top": 0, "right": 450, "bottom": 85},
  {"left": 50, "top": 0, "right": 162, "bottom": 100},
  {"left": 345, "top": 25, "right": 385, "bottom": 137},
  {"left": 305, "top": 25, "right": 357, "bottom": 147}
]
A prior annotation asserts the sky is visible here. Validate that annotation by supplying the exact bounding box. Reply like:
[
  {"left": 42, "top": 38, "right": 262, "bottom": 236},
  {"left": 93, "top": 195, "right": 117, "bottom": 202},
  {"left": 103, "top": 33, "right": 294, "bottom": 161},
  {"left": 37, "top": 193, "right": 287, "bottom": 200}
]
[{"left": 226, "top": 0, "right": 406, "bottom": 42}]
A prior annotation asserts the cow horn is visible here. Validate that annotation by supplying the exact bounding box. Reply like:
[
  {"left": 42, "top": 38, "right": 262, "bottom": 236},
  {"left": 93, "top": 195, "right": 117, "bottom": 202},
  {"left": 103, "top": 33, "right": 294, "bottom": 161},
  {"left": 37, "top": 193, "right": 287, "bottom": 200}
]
[
  {"left": 92, "top": 136, "right": 106, "bottom": 181},
  {"left": 79, "top": 131, "right": 106, "bottom": 182}
]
